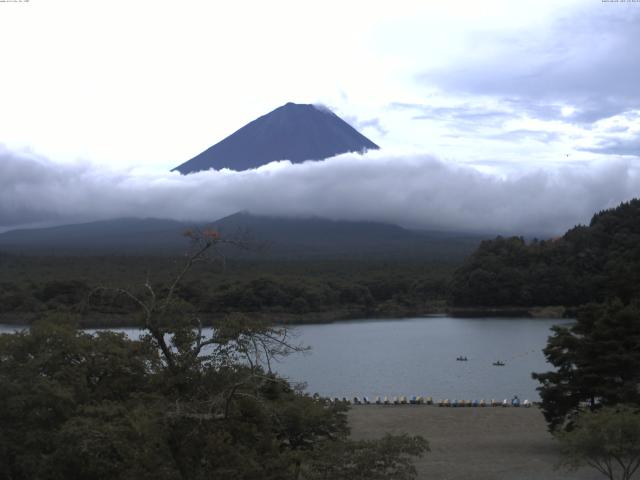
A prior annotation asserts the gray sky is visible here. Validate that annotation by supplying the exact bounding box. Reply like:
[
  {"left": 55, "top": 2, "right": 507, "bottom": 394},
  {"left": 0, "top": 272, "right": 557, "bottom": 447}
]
[{"left": 1, "top": 0, "right": 639, "bottom": 234}]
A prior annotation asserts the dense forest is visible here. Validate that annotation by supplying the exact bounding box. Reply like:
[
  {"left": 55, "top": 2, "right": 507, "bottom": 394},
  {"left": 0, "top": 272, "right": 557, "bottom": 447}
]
[
  {"left": 4, "top": 199, "right": 640, "bottom": 326},
  {"left": 450, "top": 199, "right": 640, "bottom": 308},
  {"left": 0, "top": 255, "right": 454, "bottom": 326}
]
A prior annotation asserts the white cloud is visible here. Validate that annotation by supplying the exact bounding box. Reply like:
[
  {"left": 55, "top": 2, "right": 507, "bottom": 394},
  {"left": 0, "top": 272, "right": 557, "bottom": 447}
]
[{"left": 2, "top": 147, "right": 639, "bottom": 237}]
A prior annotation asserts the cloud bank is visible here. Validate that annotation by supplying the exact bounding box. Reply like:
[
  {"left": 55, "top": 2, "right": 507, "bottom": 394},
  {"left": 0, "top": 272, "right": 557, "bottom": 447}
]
[
  {"left": 2, "top": 147, "right": 639, "bottom": 237},
  {"left": 419, "top": 7, "right": 640, "bottom": 124}
]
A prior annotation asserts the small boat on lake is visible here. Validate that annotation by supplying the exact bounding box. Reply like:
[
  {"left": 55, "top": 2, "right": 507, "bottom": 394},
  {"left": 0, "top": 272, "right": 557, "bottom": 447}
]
[
  {"left": 492, "top": 361, "right": 505, "bottom": 366},
  {"left": 456, "top": 356, "right": 468, "bottom": 361}
]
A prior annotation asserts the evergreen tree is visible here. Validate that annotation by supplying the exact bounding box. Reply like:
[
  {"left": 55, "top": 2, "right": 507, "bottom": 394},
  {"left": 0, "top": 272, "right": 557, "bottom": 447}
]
[{"left": 533, "top": 301, "right": 640, "bottom": 431}]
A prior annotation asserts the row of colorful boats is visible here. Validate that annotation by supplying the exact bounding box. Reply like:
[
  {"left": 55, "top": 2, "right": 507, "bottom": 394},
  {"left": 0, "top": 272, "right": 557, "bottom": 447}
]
[
  {"left": 329, "top": 396, "right": 532, "bottom": 407},
  {"left": 437, "top": 398, "right": 530, "bottom": 407}
]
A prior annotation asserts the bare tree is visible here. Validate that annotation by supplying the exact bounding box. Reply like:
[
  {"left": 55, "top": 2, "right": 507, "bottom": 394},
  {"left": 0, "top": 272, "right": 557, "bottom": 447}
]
[{"left": 91, "top": 227, "right": 306, "bottom": 417}]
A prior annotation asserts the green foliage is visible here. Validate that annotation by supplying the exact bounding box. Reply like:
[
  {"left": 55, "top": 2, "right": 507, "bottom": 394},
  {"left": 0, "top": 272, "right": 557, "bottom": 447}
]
[
  {"left": 533, "top": 301, "right": 640, "bottom": 431},
  {"left": 0, "top": 318, "right": 427, "bottom": 480},
  {"left": 0, "top": 255, "right": 455, "bottom": 325},
  {"left": 451, "top": 198, "right": 640, "bottom": 307},
  {"left": 0, "top": 322, "right": 160, "bottom": 480},
  {"left": 556, "top": 405, "right": 640, "bottom": 480},
  {"left": 0, "top": 235, "right": 427, "bottom": 479},
  {"left": 35, "top": 279, "right": 90, "bottom": 306}
]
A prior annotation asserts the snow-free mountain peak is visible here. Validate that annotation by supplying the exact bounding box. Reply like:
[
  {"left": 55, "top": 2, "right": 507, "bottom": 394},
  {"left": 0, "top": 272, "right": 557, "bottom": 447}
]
[{"left": 172, "top": 103, "right": 379, "bottom": 174}]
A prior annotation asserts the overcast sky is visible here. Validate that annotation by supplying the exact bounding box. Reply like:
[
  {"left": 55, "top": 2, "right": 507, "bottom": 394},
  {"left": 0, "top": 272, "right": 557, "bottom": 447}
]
[{"left": 1, "top": 0, "right": 639, "bottom": 234}]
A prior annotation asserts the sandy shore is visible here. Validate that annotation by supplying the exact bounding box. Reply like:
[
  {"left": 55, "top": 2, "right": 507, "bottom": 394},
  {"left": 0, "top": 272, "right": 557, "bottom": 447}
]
[{"left": 348, "top": 405, "right": 601, "bottom": 480}]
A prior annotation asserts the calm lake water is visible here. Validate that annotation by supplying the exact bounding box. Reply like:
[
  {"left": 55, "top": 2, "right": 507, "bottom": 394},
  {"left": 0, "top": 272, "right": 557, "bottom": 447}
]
[{"left": 0, "top": 316, "right": 571, "bottom": 400}]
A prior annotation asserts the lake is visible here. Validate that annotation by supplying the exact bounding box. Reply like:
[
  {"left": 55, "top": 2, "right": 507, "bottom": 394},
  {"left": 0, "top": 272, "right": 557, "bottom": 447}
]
[{"left": 0, "top": 316, "right": 571, "bottom": 401}]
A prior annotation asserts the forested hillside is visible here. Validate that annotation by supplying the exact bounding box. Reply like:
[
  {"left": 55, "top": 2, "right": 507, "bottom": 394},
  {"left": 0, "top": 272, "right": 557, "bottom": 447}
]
[
  {"left": 0, "top": 256, "right": 453, "bottom": 326},
  {"left": 450, "top": 199, "right": 640, "bottom": 307}
]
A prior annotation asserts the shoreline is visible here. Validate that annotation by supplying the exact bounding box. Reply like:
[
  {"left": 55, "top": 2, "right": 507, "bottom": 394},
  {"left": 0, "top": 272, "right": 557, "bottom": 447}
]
[
  {"left": 445, "top": 305, "right": 568, "bottom": 318},
  {"left": 0, "top": 304, "right": 569, "bottom": 329}
]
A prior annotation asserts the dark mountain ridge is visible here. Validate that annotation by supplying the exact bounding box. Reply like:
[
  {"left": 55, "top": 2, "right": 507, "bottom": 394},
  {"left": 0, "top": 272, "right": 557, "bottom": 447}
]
[
  {"left": 0, "top": 213, "right": 482, "bottom": 261},
  {"left": 213, "top": 212, "right": 484, "bottom": 260},
  {"left": 0, "top": 218, "right": 191, "bottom": 255},
  {"left": 172, "top": 102, "right": 379, "bottom": 173}
]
